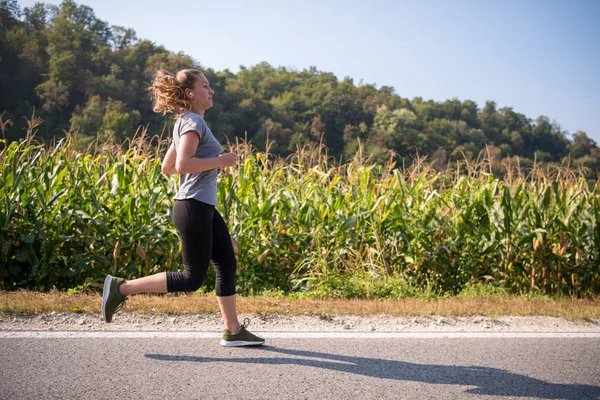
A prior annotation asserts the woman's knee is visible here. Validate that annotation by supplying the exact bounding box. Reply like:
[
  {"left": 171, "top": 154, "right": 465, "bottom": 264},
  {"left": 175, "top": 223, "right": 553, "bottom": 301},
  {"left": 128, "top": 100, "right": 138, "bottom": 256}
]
[
  {"left": 167, "top": 269, "right": 206, "bottom": 292},
  {"left": 215, "top": 256, "right": 237, "bottom": 279},
  {"left": 183, "top": 270, "right": 205, "bottom": 291}
]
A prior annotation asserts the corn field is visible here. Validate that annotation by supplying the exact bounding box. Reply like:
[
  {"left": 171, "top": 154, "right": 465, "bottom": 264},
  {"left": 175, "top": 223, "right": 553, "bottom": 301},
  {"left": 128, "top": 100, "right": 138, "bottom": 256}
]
[{"left": 1, "top": 129, "right": 599, "bottom": 297}]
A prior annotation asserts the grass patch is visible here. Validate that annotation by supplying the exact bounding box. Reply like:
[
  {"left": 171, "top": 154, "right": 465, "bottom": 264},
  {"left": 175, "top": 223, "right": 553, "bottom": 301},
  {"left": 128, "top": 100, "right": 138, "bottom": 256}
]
[{"left": 0, "top": 290, "right": 599, "bottom": 320}]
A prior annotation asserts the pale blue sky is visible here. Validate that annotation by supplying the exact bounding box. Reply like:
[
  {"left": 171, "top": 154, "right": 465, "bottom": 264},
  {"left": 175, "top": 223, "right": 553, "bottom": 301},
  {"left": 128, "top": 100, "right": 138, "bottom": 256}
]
[{"left": 17, "top": 0, "right": 600, "bottom": 142}]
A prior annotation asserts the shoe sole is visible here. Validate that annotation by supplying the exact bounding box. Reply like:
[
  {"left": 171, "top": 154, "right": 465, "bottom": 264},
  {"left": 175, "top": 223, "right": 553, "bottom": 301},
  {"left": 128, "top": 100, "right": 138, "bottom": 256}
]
[
  {"left": 101, "top": 275, "right": 112, "bottom": 323},
  {"left": 219, "top": 339, "right": 265, "bottom": 347}
]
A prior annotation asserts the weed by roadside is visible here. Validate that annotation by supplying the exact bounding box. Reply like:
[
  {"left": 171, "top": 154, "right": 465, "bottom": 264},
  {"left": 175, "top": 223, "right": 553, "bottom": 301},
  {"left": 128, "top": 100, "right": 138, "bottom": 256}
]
[{"left": 0, "top": 290, "right": 598, "bottom": 321}]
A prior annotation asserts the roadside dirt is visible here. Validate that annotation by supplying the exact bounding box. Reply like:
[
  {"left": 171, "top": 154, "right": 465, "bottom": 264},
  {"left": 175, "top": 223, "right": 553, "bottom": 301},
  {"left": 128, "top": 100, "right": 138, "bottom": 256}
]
[{"left": 2, "top": 312, "right": 599, "bottom": 333}]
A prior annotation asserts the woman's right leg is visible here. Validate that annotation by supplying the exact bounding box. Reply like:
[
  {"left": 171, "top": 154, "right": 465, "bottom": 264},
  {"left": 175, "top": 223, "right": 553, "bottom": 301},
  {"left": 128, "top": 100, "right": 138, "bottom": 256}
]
[
  {"left": 103, "top": 199, "right": 213, "bottom": 322},
  {"left": 119, "top": 272, "right": 167, "bottom": 296},
  {"left": 121, "top": 200, "right": 214, "bottom": 295},
  {"left": 166, "top": 199, "right": 214, "bottom": 292}
]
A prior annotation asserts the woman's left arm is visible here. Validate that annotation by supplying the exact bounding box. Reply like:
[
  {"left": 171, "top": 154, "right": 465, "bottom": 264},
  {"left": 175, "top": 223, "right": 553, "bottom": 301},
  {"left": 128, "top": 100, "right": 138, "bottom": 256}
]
[{"left": 161, "top": 143, "right": 178, "bottom": 175}]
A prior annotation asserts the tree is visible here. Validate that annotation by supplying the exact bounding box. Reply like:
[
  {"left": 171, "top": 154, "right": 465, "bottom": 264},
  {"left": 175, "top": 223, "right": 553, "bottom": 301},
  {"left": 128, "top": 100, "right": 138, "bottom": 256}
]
[
  {"left": 570, "top": 131, "right": 596, "bottom": 159},
  {"left": 370, "top": 105, "right": 421, "bottom": 157},
  {"left": 531, "top": 116, "right": 568, "bottom": 161}
]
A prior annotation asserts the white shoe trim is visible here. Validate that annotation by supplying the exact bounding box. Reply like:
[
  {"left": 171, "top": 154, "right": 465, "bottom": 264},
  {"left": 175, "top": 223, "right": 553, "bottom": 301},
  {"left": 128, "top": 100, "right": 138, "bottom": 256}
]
[{"left": 219, "top": 339, "right": 265, "bottom": 347}]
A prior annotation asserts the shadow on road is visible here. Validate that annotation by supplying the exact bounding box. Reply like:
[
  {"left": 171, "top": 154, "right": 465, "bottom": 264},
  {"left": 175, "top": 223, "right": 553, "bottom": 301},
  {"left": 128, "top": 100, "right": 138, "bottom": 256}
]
[{"left": 146, "top": 346, "right": 600, "bottom": 399}]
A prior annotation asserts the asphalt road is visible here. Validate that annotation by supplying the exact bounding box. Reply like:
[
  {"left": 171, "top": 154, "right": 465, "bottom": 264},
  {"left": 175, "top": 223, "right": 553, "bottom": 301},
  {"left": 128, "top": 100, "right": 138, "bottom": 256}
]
[{"left": 1, "top": 334, "right": 599, "bottom": 399}]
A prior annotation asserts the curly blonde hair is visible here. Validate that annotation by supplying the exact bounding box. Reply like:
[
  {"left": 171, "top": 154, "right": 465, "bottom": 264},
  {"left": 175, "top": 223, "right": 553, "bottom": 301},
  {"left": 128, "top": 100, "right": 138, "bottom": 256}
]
[{"left": 148, "top": 69, "right": 204, "bottom": 116}]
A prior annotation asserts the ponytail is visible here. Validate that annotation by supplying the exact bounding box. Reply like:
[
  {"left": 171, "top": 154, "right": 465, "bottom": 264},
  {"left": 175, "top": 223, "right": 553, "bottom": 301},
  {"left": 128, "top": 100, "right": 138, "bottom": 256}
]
[{"left": 148, "top": 69, "right": 203, "bottom": 116}]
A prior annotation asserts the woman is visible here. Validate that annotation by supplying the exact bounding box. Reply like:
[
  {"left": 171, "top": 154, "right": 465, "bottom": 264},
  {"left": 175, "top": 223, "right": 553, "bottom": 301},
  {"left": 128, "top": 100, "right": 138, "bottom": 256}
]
[{"left": 101, "top": 68, "right": 264, "bottom": 347}]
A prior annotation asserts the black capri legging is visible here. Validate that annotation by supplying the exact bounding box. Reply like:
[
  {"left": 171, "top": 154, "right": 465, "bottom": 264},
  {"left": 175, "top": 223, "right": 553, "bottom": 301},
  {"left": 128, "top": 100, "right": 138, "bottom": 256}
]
[{"left": 166, "top": 199, "right": 237, "bottom": 296}]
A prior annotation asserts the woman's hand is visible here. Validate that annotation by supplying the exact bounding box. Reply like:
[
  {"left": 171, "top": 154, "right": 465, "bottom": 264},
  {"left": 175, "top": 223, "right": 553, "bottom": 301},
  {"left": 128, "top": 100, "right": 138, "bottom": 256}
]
[{"left": 219, "top": 152, "right": 237, "bottom": 168}]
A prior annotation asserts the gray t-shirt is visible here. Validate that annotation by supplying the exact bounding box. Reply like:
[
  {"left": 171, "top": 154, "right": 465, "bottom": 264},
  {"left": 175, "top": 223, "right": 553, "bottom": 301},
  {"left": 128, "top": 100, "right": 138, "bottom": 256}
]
[{"left": 172, "top": 111, "right": 222, "bottom": 206}]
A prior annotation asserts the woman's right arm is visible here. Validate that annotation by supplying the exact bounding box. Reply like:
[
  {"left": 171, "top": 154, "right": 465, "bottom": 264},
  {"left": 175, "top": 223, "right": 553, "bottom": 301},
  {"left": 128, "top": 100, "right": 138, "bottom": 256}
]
[
  {"left": 161, "top": 143, "right": 178, "bottom": 175},
  {"left": 175, "top": 130, "right": 236, "bottom": 174}
]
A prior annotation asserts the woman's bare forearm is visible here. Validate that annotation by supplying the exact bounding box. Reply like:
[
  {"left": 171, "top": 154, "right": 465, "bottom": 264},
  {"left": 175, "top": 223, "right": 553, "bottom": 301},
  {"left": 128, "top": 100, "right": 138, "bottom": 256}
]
[
  {"left": 176, "top": 156, "right": 224, "bottom": 174},
  {"left": 161, "top": 143, "right": 178, "bottom": 175},
  {"left": 162, "top": 164, "right": 178, "bottom": 175}
]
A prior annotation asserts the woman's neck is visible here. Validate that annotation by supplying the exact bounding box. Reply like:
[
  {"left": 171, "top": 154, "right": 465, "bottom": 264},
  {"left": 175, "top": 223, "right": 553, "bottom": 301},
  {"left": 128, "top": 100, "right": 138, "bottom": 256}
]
[{"left": 190, "top": 105, "right": 205, "bottom": 117}]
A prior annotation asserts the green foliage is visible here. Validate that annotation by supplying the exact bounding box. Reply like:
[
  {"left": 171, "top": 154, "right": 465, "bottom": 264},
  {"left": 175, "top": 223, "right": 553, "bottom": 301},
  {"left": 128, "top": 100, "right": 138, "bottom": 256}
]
[
  {"left": 456, "top": 282, "right": 510, "bottom": 298},
  {"left": 1, "top": 136, "right": 599, "bottom": 298},
  {"left": 302, "top": 273, "right": 420, "bottom": 300},
  {"left": 0, "top": 137, "right": 179, "bottom": 291}
]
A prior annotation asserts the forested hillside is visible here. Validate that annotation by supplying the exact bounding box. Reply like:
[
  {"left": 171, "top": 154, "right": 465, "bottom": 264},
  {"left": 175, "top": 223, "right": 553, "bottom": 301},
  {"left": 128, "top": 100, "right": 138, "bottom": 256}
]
[{"left": 1, "top": 0, "right": 598, "bottom": 177}]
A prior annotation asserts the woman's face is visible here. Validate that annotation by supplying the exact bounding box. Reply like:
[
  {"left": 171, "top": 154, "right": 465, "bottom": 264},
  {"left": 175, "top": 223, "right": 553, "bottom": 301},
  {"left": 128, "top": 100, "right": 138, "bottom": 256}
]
[{"left": 187, "top": 74, "right": 214, "bottom": 111}]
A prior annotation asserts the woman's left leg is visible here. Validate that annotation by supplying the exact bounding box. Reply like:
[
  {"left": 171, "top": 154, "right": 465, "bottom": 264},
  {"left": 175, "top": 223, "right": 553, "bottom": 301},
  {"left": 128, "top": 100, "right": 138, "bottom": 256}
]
[
  {"left": 211, "top": 209, "right": 264, "bottom": 346},
  {"left": 210, "top": 209, "right": 240, "bottom": 332}
]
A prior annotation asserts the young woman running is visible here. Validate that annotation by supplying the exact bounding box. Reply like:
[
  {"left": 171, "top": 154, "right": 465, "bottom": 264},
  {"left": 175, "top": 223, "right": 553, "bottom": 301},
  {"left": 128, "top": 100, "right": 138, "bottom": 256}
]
[{"left": 101, "top": 68, "right": 264, "bottom": 347}]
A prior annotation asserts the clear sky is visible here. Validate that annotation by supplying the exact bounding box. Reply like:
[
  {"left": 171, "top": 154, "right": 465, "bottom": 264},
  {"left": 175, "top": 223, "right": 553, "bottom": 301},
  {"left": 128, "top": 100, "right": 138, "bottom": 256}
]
[{"left": 16, "top": 0, "right": 600, "bottom": 142}]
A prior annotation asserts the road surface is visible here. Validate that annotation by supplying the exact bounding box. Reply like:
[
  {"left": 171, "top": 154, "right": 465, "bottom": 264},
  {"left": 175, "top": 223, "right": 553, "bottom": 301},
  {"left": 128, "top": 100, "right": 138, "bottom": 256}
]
[{"left": 1, "top": 331, "right": 599, "bottom": 399}]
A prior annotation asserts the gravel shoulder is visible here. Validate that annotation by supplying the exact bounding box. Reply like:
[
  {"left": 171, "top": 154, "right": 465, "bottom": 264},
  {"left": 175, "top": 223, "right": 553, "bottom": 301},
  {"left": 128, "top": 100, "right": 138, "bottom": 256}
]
[{"left": 1, "top": 312, "right": 599, "bottom": 333}]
